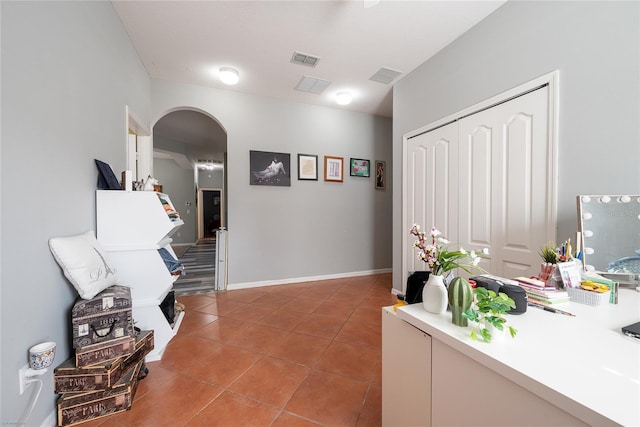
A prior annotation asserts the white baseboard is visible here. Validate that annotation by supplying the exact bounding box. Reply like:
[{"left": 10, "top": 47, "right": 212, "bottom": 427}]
[{"left": 227, "top": 268, "right": 392, "bottom": 290}]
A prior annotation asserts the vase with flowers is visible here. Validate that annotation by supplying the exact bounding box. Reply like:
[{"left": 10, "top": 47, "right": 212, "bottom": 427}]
[{"left": 410, "top": 225, "right": 488, "bottom": 314}]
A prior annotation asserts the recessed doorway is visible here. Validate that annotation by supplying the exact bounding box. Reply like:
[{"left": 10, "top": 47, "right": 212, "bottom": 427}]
[{"left": 198, "top": 188, "right": 224, "bottom": 240}]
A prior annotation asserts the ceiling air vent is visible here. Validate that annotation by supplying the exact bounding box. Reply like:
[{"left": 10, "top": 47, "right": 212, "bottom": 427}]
[
  {"left": 291, "top": 51, "right": 320, "bottom": 67},
  {"left": 294, "top": 75, "right": 331, "bottom": 95},
  {"left": 369, "top": 67, "right": 403, "bottom": 85}
]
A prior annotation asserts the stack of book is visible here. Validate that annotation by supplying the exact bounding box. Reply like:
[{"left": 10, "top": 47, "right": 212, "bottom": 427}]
[{"left": 515, "top": 277, "right": 570, "bottom": 305}]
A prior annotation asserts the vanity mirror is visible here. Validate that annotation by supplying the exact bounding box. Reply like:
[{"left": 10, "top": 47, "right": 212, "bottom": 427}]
[{"left": 577, "top": 195, "right": 640, "bottom": 286}]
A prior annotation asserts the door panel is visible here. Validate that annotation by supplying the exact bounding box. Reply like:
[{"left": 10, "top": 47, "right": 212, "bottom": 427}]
[
  {"left": 459, "top": 86, "right": 550, "bottom": 277},
  {"left": 406, "top": 122, "right": 458, "bottom": 275}
]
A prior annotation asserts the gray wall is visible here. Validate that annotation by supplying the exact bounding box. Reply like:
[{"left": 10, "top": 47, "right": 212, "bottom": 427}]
[
  {"left": 1, "top": 2, "right": 150, "bottom": 425},
  {"left": 152, "top": 80, "right": 393, "bottom": 285},
  {"left": 392, "top": 1, "right": 640, "bottom": 291},
  {"left": 153, "top": 158, "right": 197, "bottom": 244}
]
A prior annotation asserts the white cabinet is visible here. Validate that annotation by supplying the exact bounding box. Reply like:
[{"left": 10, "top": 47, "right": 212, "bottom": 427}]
[
  {"left": 96, "top": 190, "right": 185, "bottom": 361},
  {"left": 382, "top": 308, "right": 431, "bottom": 427}
]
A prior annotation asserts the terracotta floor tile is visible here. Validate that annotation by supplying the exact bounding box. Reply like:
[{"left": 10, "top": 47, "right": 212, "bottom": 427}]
[
  {"left": 372, "top": 358, "right": 382, "bottom": 385},
  {"left": 268, "top": 332, "right": 331, "bottom": 366},
  {"left": 133, "top": 362, "right": 177, "bottom": 402},
  {"left": 177, "top": 311, "right": 219, "bottom": 335},
  {"left": 312, "top": 300, "right": 355, "bottom": 321},
  {"left": 222, "top": 303, "right": 276, "bottom": 323},
  {"left": 197, "top": 299, "right": 249, "bottom": 316},
  {"left": 112, "top": 373, "right": 222, "bottom": 427},
  {"left": 315, "top": 340, "right": 379, "bottom": 382},
  {"left": 228, "top": 356, "right": 310, "bottom": 407},
  {"left": 357, "top": 383, "right": 382, "bottom": 427},
  {"left": 224, "top": 288, "right": 268, "bottom": 303},
  {"left": 225, "top": 323, "right": 289, "bottom": 354},
  {"left": 179, "top": 343, "right": 262, "bottom": 387},
  {"left": 334, "top": 319, "right": 382, "bottom": 350},
  {"left": 190, "top": 316, "right": 250, "bottom": 343},
  {"left": 292, "top": 314, "right": 345, "bottom": 340},
  {"left": 272, "top": 412, "right": 324, "bottom": 427},
  {"left": 257, "top": 308, "right": 308, "bottom": 331},
  {"left": 185, "top": 391, "right": 280, "bottom": 427},
  {"left": 281, "top": 297, "right": 325, "bottom": 314},
  {"left": 252, "top": 293, "right": 294, "bottom": 308},
  {"left": 177, "top": 294, "right": 216, "bottom": 311},
  {"left": 159, "top": 334, "right": 222, "bottom": 373},
  {"left": 285, "top": 370, "right": 369, "bottom": 426},
  {"left": 85, "top": 275, "right": 393, "bottom": 427}
]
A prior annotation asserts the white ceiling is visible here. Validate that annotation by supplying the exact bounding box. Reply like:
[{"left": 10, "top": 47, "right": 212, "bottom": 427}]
[{"left": 113, "top": 0, "right": 505, "bottom": 160}]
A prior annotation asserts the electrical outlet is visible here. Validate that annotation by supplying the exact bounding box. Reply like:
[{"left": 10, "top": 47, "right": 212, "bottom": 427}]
[{"left": 18, "top": 364, "right": 29, "bottom": 395}]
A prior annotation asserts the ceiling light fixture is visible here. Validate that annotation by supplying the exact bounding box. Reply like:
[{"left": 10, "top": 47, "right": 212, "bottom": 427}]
[
  {"left": 335, "top": 92, "right": 352, "bottom": 106},
  {"left": 219, "top": 67, "right": 239, "bottom": 85}
]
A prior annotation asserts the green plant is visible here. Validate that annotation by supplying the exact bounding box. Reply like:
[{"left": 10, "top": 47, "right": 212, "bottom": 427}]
[
  {"left": 462, "top": 287, "right": 518, "bottom": 342},
  {"left": 539, "top": 242, "right": 559, "bottom": 264},
  {"left": 409, "top": 224, "right": 488, "bottom": 276}
]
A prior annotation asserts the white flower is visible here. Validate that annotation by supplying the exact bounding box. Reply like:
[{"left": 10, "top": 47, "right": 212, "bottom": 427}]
[
  {"left": 472, "top": 257, "right": 481, "bottom": 266},
  {"left": 470, "top": 250, "right": 477, "bottom": 259},
  {"left": 459, "top": 247, "right": 467, "bottom": 255},
  {"left": 438, "top": 237, "right": 450, "bottom": 245},
  {"left": 430, "top": 227, "right": 441, "bottom": 237},
  {"left": 482, "top": 248, "right": 490, "bottom": 255}
]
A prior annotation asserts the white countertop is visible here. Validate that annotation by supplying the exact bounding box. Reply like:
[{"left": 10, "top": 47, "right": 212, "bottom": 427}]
[{"left": 396, "top": 288, "right": 640, "bottom": 427}]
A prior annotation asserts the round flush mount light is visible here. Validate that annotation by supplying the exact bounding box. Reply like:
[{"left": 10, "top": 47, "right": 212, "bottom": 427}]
[
  {"left": 335, "top": 91, "right": 352, "bottom": 105},
  {"left": 219, "top": 67, "right": 239, "bottom": 85}
]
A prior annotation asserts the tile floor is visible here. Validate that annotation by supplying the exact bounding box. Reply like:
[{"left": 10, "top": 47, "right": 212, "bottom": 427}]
[{"left": 81, "top": 273, "right": 395, "bottom": 427}]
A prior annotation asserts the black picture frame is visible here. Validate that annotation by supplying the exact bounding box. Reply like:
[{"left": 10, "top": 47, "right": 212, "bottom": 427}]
[
  {"left": 350, "top": 158, "right": 370, "bottom": 177},
  {"left": 94, "top": 159, "right": 121, "bottom": 190},
  {"left": 297, "top": 154, "right": 318, "bottom": 181},
  {"left": 249, "top": 150, "right": 291, "bottom": 186},
  {"left": 375, "top": 160, "right": 386, "bottom": 190}
]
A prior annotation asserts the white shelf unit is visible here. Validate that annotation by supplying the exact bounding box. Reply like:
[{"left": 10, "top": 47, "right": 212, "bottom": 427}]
[{"left": 96, "top": 190, "right": 185, "bottom": 361}]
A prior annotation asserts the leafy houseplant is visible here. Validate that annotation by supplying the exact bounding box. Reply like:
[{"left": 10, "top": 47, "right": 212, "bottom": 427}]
[
  {"left": 462, "top": 287, "right": 518, "bottom": 343},
  {"left": 409, "top": 225, "right": 487, "bottom": 276},
  {"left": 410, "top": 224, "right": 487, "bottom": 314}
]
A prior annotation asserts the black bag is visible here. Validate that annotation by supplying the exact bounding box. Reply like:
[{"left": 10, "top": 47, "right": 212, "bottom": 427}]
[{"left": 405, "top": 271, "right": 431, "bottom": 304}]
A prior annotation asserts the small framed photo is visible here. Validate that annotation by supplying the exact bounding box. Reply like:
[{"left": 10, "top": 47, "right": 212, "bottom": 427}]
[
  {"left": 375, "top": 160, "right": 386, "bottom": 190},
  {"left": 350, "top": 158, "right": 370, "bottom": 177},
  {"left": 324, "top": 156, "right": 344, "bottom": 182},
  {"left": 297, "top": 154, "right": 318, "bottom": 181}
]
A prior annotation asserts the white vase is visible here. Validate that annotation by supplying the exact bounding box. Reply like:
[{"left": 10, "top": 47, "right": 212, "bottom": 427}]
[{"left": 422, "top": 274, "right": 448, "bottom": 314}]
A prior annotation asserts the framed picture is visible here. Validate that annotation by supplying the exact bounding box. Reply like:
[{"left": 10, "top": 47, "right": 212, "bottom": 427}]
[
  {"left": 375, "top": 160, "right": 386, "bottom": 190},
  {"left": 249, "top": 150, "right": 291, "bottom": 186},
  {"left": 350, "top": 158, "right": 370, "bottom": 177},
  {"left": 297, "top": 154, "right": 318, "bottom": 180},
  {"left": 324, "top": 156, "right": 344, "bottom": 182}
]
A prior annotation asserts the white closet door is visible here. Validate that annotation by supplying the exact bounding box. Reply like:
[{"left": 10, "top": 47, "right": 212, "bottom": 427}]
[
  {"left": 405, "top": 122, "right": 459, "bottom": 275},
  {"left": 458, "top": 86, "right": 551, "bottom": 278}
]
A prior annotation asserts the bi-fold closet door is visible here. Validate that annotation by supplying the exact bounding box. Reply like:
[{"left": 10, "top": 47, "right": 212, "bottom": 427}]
[{"left": 404, "top": 85, "right": 555, "bottom": 284}]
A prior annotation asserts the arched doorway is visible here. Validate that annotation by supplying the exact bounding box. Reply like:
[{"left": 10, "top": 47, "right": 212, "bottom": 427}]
[{"left": 152, "top": 108, "right": 228, "bottom": 245}]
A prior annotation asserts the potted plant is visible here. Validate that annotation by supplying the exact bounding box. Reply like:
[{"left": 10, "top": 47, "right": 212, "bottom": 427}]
[
  {"left": 539, "top": 242, "right": 559, "bottom": 286},
  {"left": 462, "top": 287, "right": 518, "bottom": 343},
  {"left": 409, "top": 225, "right": 488, "bottom": 315}
]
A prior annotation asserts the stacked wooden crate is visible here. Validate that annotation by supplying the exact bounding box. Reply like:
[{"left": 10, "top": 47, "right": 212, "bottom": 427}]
[{"left": 53, "top": 285, "right": 154, "bottom": 426}]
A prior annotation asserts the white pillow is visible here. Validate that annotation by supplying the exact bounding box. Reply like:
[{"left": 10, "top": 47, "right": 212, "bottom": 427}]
[{"left": 49, "top": 231, "right": 119, "bottom": 299}]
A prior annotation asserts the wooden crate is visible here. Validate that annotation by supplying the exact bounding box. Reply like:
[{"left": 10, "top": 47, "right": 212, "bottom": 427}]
[
  {"left": 71, "top": 285, "right": 134, "bottom": 348},
  {"left": 75, "top": 335, "right": 135, "bottom": 368},
  {"left": 55, "top": 330, "right": 153, "bottom": 394},
  {"left": 57, "top": 360, "right": 143, "bottom": 426}
]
